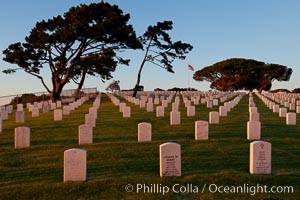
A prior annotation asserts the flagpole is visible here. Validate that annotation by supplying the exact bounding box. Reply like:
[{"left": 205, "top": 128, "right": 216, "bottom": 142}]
[
  {"left": 187, "top": 64, "right": 194, "bottom": 91},
  {"left": 187, "top": 67, "right": 190, "bottom": 91}
]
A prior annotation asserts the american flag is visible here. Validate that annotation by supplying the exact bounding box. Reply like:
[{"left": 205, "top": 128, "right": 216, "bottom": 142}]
[{"left": 188, "top": 64, "right": 194, "bottom": 71}]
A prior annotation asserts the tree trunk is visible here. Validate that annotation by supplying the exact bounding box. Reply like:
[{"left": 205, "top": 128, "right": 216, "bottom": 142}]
[
  {"left": 133, "top": 59, "right": 146, "bottom": 97},
  {"left": 50, "top": 77, "right": 64, "bottom": 101},
  {"left": 50, "top": 87, "right": 63, "bottom": 101},
  {"left": 75, "top": 69, "right": 87, "bottom": 99}
]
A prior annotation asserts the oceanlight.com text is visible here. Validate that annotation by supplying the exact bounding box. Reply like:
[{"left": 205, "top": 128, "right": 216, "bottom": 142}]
[{"left": 125, "top": 183, "right": 294, "bottom": 196}]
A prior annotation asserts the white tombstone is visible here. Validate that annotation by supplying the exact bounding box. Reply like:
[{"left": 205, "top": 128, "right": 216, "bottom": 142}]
[
  {"left": 31, "top": 107, "right": 39, "bottom": 117},
  {"left": 140, "top": 100, "right": 146, "bottom": 108},
  {"left": 250, "top": 112, "right": 260, "bottom": 122},
  {"left": 56, "top": 101, "right": 62, "bottom": 108},
  {"left": 54, "top": 109, "right": 63, "bottom": 121},
  {"left": 172, "top": 103, "right": 179, "bottom": 111},
  {"left": 6, "top": 105, "right": 13, "bottom": 114},
  {"left": 209, "top": 111, "right": 219, "bottom": 124},
  {"left": 123, "top": 106, "right": 131, "bottom": 118},
  {"left": 187, "top": 106, "right": 195, "bottom": 117},
  {"left": 249, "top": 107, "right": 257, "bottom": 113},
  {"left": 17, "top": 104, "right": 23, "bottom": 111},
  {"left": 156, "top": 106, "right": 164, "bottom": 117},
  {"left": 286, "top": 112, "right": 296, "bottom": 125},
  {"left": 206, "top": 100, "right": 212, "bottom": 108},
  {"left": 219, "top": 106, "right": 227, "bottom": 117},
  {"left": 85, "top": 114, "right": 96, "bottom": 127},
  {"left": 162, "top": 100, "right": 168, "bottom": 108},
  {"left": 14, "top": 126, "right": 30, "bottom": 149},
  {"left": 213, "top": 99, "right": 219, "bottom": 106},
  {"left": 16, "top": 111, "right": 25, "bottom": 123},
  {"left": 154, "top": 98, "right": 160, "bottom": 105},
  {"left": 185, "top": 100, "right": 191, "bottom": 107},
  {"left": 273, "top": 104, "right": 279, "bottom": 113},
  {"left": 119, "top": 103, "right": 126, "bottom": 112},
  {"left": 201, "top": 98, "right": 206, "bottom": 104},
  {"left": 89, "top": 107, "right": 98, "bottom": 119},
  {"left": 64, "top": 148, "right": 87, "bottom": 182},
  {"left": 63, "top": 106, "right": 70, "bottom": 115},
  {"left": 247, "top": 121, "right": 261, "bottom": 140},
  {"left": 279, "top": 108, "right": 287, "bottom": 117},
  {"left": 43, "top": 103, "right": 50, "bottom": 113},
  {"left": 250, "top": 141, "right": 271, "bottom": 174},
  {"left": 289, "top": 103, "right": 295, "bottom": 111},
  {"left": 195, "top": 120, "right": 209, "bottom": 140},
  {"left": 50, "top": 103, "right": 57, "bottom": 110},
  {"left": 159, "top": 142, "right": 181, "bottom": 177},
  {"left": 78, "top": 125, "right": 93, "bottom": 144},
  {"left": 138, "top": 122, "right": 152, "bottom": 142},
  {"left": 1, "top": 109, "right": 8, "bottom": 120},
  {"left": 146, "top": 102, "right": 153, "bottom": 112},
  {"left": 69, "top": 103, "right": 75, "bottom": 111},
  {"left": 170, "top": 111, "right": 180, "bottom": 125},
  {"left": 296, "top": 106, "right": 300, "bottom": 114}
]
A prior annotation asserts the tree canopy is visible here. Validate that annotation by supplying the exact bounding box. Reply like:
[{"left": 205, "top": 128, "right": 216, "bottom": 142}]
[
  {"left": 193, "top": 58, "right": 293, "bottom": 92},
  {"left": 106, "top": 80, "right": 120, "bottom": 93},
  {"left": 2, "top": 2, "right": 141, "bottom": 100},
  {"left": 132, "top": 21, "right": 193, "bottom": 97}
]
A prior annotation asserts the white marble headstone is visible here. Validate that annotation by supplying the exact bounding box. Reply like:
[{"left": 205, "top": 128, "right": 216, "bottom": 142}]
[
  {"left": 79, "top": 125, "right": 93, "bottom": 145},
  {"left": 63, "top": 106, "right": 70, "bottom": 115},
  {"left": 156, "top": 106, "right": 164, "bottom": 117},
  {"left": 138, "top": 122, "right": 152, "bottom": 142},
  {"left": 123, "top": 106, "right": 131, "bottom": 118},
  {"left": 54, "top": 109, "right": 63, "bottom": 121},
  {"left": 286, "top": 112, "right": 296, "bottom": 125},
  {"left": 195, "top": 120, "right": 209, "bottom": 140},
  {"left": 250, "top": 141, "right": 271, "bottom": 174},
  {"left": 247, "top": 121, "right": 261, "bottom": 140},
  {"left": 16, "top": 111, "right": 25, "bottom": 123},
  {"left": 170, "top": 111, "right": 180, "bottom": 125},
  {"left": 14, "top": 126, "right": 30, "bottom": 148},
  {"left": 187, "top": 106, "right": 195, "bottom": 117},
  {"left": 64, "top": 148, "right": 87, "bottom": 182},
  {"left": 209, "top": 111, "right": 219, "bottom": 124},
  {"left": 160, "top": 142, "right": 181, "bottom": 177},
  {"left": 279, "top": 108, "right": 287, "bottom": 117}
]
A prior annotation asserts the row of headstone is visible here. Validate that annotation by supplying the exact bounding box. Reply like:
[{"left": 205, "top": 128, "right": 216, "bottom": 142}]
[
  {"left": 247, "top": 93, "right": 271, "bottom": 174},
  {"left": 137, "top": 93, "right": 245, "bottom": 141},
  {"left": 63, "top": 138, "right": 272, "bottom": 183},
  {"left": 106, "top": 93, "right": 131, "bottom": 117},
  {"left": 80, "top": 95, "right": 101, "bottom": 145},
  {"left": 137, "top": 120, "right": 209, "bottom": 142},
  {"left": 14, "top": 96, "right": 89, "bottom": 123},
  {"left": 12, "top": 95, "right": 92, "bottom": 149},
  {"left": 256, "top": 93, "right": 297, "bottom": 125},
  {"left": 260, "top": 92, "right": 300, "bottom": 112},
  {"left": 63, "top": 92, "right": 115, "bottom": 181},
  {"left": 62, "top": 141, "right": 270, "bottom": 182},
  {"left": 247, "top": 94, "right": 261, "bottom": 140}
]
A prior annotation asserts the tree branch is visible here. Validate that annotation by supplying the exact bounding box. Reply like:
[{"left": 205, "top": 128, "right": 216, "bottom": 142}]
[{"left": 24, "top": 69, "right": 51, "bottom": 93}]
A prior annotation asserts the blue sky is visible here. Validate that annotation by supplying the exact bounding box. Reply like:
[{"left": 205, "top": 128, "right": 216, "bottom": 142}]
[{"left": 0, "top": 0, "right": 299, "bottom": 100}]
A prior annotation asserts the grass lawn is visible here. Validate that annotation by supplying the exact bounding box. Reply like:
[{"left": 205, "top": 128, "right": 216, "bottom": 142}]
[{"left": 0, "top": 92, "right": 299, "bottom": 199}]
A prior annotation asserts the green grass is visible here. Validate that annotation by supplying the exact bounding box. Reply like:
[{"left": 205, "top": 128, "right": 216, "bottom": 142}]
[{"left": 0, "top": 93, "right": 299, "bottom": 199}]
